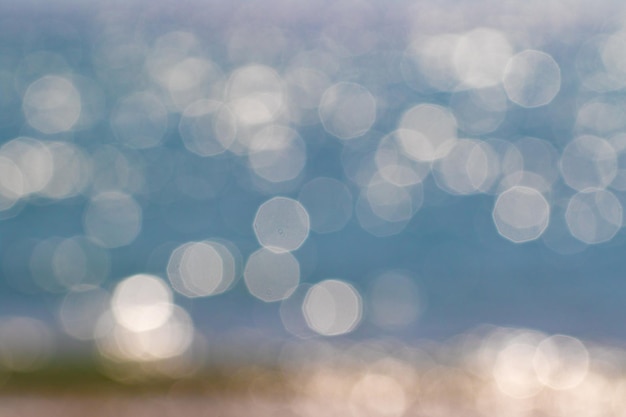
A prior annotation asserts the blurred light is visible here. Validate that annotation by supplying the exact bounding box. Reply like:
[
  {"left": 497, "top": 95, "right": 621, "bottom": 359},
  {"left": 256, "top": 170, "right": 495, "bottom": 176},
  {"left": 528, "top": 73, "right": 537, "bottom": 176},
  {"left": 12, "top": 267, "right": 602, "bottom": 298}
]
[
  {"left": 89, "top": 145, "right": 144, "bottom": 194},
  {"left": 1, "top": 137, "right": 54, "bottom": 197},
  {"left": 111, "top": 274, "right": 174, "bottom": 332},
  {"left": 39, "top": 141, "right": 91, "bottom": 199},
  {"left": 355, "top": 191, "right": 412, "bottom": 238},
  {"left": 178, "top": 99, "right": 236, "bottom": 157},
  {"left": 565, "top": 189, "right": 622, "bottom": 244},
  {"left": 534, "top": 335, "right": 589, "bottom": 390},
  {"left": 433, "top": 139, "right": 497, "bottom": 195},
  {"left": 30, "top": 237, "right": 64, "bottom": 293},
  {"left": 244, "top": 247, "right": 300, "bottom": 302},
  {"left": 280, "top": 284, "right": 316, "bottom": 339},
  {"left": 504, "top": 136, "right": 560, "bottom": 186},
  {"left": 285, "top": 66, "right": 331, "bottom": 126},
  {"left": 83, "top": 191, "right": 142, "bottom": 248},
  {"left": 51, "top": 236, "right": 110, "bottom": 290},
  {"left": 397, "top": 104, "right": 457, "bottom": 162},
  {"left": 253, "top": 196, "right": 310, "bottom": 253},
  {"left": 492, "top": 342, "right": 543, "bottom": 398},
  {"left": 365, "top": 174, "right": 421, "bottom": 223},
  {"left": 493, "top": 186, "right": 550, "bottom": 243},
  {"left": 554, "top": 373, "right": 613, "bottom": 417},
  {"left": 602, "top": 31, "right": 626, "bottom": 85},
  {"left": 97, "top": 305, "right": 194, "bottom": 363},
  {"left": 498, "top": 171, "right": 552, "bottom": 196},
  {"left": 167, "top": 240, "right": 237, "bottom": 298},
  {"left": 145, "top": 31, "right": 203, "bottom": 100},
  {"left": 0, "top": 317, "right": 53, "bottom": 372},
  {"left": 609, "top": 132, "right": 626, "bottom": 191},
  {"left": 0, "top": 155, "right": 24, "bottom": 211},
  {"left": 22, "top": 75, "right": 81, "bottom": 134},
  {"left": 453, "top": 28, "right": 512, "bottom": 89},
  {"left": 560, "top": 135, "right": 617, "bottom": 192},
  {"left": 318, "top": 82, "right": 376, "bottom": 140},
  {"left": 369, "top": 270, "right": 421, "bottom": 330},
  {"left": 576, "top": 35, "right": 624, "bottom": 92},
  {"left": 402, "top": 34, "right": 462, "bottom": 93},
  {"left": 59, "top": 287, "right": 110, "bottom": 340},
  {"left": 248, "top": 125, "right": 307, "bottom": 183},
  {"left": 541, "top": 202, "right": 589, "bottom": 255},
  {"left": 375, "top": 130, "right": 432, "bottom": 187},
  {"left": 349, "top": 372, "right": 407, "bottom": 417},
  {"left": 298, "top": 177, "right": 353, "bottom": 234},
  {"left": 166, "top": 57, "right": 224, "bottom": 111},
  {"left": 575, "top": 100, "right": 626, "bottom": 136},
  {"left": 303, "top": 279, "right": 362, "bottom": 336},
  {"left": 226, "top": 64, "right": 285, "bottom": 128},
  {"left": 449, "top": 86, "right": 508, "bottom": 135},
  {"left": 503, "top": 50, "right": 561, "bottom": 108},
  {"left": 110, "top": 92, "right": 169, "bottom": 149}
]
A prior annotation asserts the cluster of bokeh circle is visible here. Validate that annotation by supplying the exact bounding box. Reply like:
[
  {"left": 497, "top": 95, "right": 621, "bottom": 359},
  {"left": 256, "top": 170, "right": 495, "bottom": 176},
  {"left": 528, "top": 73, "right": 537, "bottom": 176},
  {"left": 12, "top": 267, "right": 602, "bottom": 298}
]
[{"left": 2, "top": 4, "right": 626, "bottom": 370}]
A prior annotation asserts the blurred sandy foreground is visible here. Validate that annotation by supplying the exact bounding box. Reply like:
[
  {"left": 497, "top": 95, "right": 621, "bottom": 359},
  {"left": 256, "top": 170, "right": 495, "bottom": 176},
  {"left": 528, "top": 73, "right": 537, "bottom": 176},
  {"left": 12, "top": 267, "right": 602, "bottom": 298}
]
[{"left": 1, "top": 328, "right": 626, "bottom": 417}]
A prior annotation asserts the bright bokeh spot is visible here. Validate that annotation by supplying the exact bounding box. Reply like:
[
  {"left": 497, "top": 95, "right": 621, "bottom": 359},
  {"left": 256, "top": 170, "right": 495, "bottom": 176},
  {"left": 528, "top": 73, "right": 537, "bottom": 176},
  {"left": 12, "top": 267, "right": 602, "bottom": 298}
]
[
  {"left": 402, "top": 34, "right": 462, "bottom": 92},
  {"left": 0, "top": 156, "right": 23, "bottom": 211},
  {"left": 565, "top": 189, "right": 622, "bottom": 244},
  {"left": 244, "top": 247, "right": 300, "bottom": 302},
  {"left": 1, "top": 137, "right": 54, "bottom": 196},
  {"left": 503, "top": 50, "right": 561, "bottom": 108},
  {"left": 111, "top": 274, "right": 174, "bottom": 332},
  {"left": 492, "top": 342, "right": 543, "bottom": 399},
  {"left": 52, "top": 236, "right": 110, "bottom": 290},
  {"left": 560, "top": 135, "right": 617, "bottom": 192},
  {"left": 248, "top": 125, "right": 307, "bottom": 183},
  {"left": 397, "top": 104, "right": 457, "bottom": 162},
  {"left": 253, "top": 196, "right": 310, "bottom": 253},
  {"left": 303, "top": 279, "right": 362, "bottom": 336},
  {"left": 179, "top": 99, "right": 236, "bottom": 156},
  {"left": 434, "top": 139, "right": 497, "bottom": 195},
  {"left": 450, "top": 86, "right": 508, "bottom": 135},
  {"left": 608, "top": 133, "right": 626, "bottom": 191},
  {"left": 534, "top": 335, "right": 589, "bottom": 390},
  {"left": 59, "top": 287, "right": 110, "bottom": 341},
  {"left": 22, "top": 75, "right": 81, "bottom": 134},
  {"left": 167, "top": 240, "right": 237, "bottom": 298},
  {"left": 602, "top": 31, "right": 626, "bottom": 84},
  {"left": 166, "top": 57, "right": 224, "bottom": 111},
  {"left": 285, "top": 66, "right": 331, "bottom": 125},
  {"left": 349, "top": 373, "right": 407, "bottom": 417},
  {"left": 493, "top": 186, "right": 550, "bottom": 243},
  {"left": 365, "top": 175, "right": 418, "bottom": 223},
  {"left": 375, "top": 130, "right": 432, "bottom": 187},
  {"left": 226, "top": 64, "right": 285, "bottom": 127},
  {"left": 97, "top": 305, "right": 194, "bottom": 363},
  {"left": 319, "top": 82, "right": 376, "bottom": 140},
  {"left": 454, "top": 28, "right": 513, "bottom": 89},
  {"left": 146, "top": 31, "right": 201, "bottom": 88},
  {"left": 39, "top": 141, "right": 91, "bottom": 199}
]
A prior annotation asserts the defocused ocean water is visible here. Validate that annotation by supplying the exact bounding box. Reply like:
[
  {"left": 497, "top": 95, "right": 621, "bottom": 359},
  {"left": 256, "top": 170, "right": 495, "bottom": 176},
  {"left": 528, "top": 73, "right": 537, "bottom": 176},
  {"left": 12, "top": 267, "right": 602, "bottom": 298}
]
[{"left": 0, "top": 0, "right": 625, "bottom": 374}]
